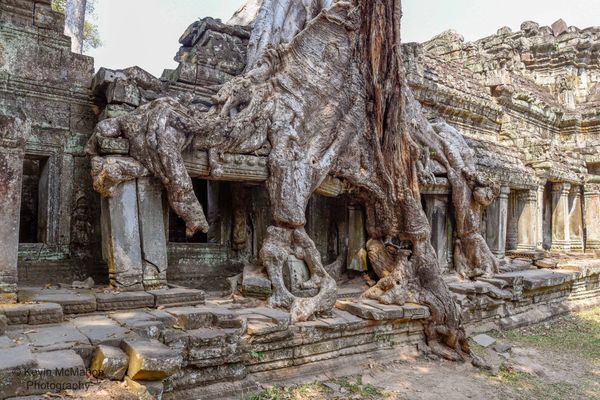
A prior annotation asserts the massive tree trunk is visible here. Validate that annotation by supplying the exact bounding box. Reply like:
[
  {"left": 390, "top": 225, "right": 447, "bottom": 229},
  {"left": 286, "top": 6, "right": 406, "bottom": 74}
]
[
  {"left": 64, "top": 0, "right": 87, "bottom": 54},
  {"left": 87, "top": 0, "right": 500, "bottom": 360}
]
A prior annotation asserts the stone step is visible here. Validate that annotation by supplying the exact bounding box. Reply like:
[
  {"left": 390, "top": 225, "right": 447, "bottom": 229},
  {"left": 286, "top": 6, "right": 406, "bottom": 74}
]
[
  {"left": 495, "top": 269, "right": 579, "bottom": 290},
  {"left": 121, "top": 338, "right": 183, "bottom": 380},
  {"left": 96, "top": 291, "right": 155, "bottom": 311},
  {"left": 166, "top": 305, "right": 244, "bottom": 330},
  {"left": 18, "top": 288, "right": 96, "bottom": 314},
  {"left": 0, "top": 303, "right": 63, "bottom": 325},
  {"left": 148, "top": 287, "right": 205, "bottom": 307},
  {"left": 335, "top": 300, "right": 430, "bottom": 321}
]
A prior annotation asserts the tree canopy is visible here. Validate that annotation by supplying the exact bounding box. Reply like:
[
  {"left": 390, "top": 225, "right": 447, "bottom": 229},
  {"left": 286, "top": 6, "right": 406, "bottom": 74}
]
[{"left": 52, "top": 0, "right": 101, "bottom": 51}]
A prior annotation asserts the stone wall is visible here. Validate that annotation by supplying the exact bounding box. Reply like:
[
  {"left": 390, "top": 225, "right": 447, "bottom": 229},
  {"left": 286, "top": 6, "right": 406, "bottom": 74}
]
[{"left": 0, "top": 0, "right": 102, "bottom": 288}]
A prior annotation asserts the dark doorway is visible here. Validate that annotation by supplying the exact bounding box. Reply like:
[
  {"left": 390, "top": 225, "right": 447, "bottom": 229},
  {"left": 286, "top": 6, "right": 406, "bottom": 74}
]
[{"left": 19, "top": 156, "right": 48, "bottom": 243}]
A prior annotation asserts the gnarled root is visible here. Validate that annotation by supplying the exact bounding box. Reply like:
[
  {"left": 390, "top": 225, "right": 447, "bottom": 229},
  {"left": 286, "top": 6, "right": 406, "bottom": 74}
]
[{"left": 260, "top": 225, "right": 337, "bottom": 323}]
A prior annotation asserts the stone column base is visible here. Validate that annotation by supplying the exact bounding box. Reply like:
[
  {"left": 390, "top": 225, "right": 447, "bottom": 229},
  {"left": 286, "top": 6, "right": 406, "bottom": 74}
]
[{"left": 550, "top": 240, "right": 571, "bottom": 252}]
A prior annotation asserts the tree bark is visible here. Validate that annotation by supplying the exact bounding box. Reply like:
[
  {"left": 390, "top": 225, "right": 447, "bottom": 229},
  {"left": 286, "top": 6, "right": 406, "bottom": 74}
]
[{"left": 64, "top": 0, "right": 87, "bottom": 54}]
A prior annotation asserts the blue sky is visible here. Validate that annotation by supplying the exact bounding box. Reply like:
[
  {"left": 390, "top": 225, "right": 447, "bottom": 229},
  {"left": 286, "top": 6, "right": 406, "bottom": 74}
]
[{"left": 87, "top": 0, "right": 600, "bottom": 77}]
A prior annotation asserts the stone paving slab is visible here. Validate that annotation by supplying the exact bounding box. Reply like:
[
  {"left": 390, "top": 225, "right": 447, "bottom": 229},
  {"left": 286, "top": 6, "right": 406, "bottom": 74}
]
[
  {"left": 18, "top": 288, "right": 97, "bottom": 314},
  {"left": 335, "top": 300, "right": 395, "bottom": 320},
  {"left": 24, "top": 323, "right": 91, "bottom": 352},
  {"left": 109, "top": 311, "right": 165, "bottom": 340},
  {"left": 96, "top": 291, "right": 154, "bottom": 311},
  {"left": 0, "top": 344, "right": 36, "bottom": 370},
  {"left": 148, "top": 287, "right": 205, "bottom": 307},
  {"left": 495, "top": 269, "right": 579, "bottom": 290},
  {"left": 71, "top": 315, "right": 135, "bottom": 346}
]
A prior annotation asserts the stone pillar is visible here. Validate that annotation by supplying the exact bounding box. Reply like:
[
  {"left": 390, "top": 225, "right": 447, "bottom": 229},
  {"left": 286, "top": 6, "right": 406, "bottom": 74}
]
[
  {"left": 0, "top": 145, "right": 26, "bottom": 301},
  {"left": 551, "top": 182, "right": 571, "bottom": 252},
  {"left": 485, "top": 186, "right": 510, "bottom": 260},
  {"left": 101, "top": 180, "right": 144, "bottom": 291},
  {"left": 568, "top": 184, "right": 584, "bottom": 251},
  {"left": 137, "top": 178, "right": 168, "bottom": 289},
  {"left": 0, "top": 116, "right": 30, "bottom": 302},
  {"left": 424, "top": 194, "right": 449, "bottom": 272},
  {"left": 346, "top": 205, "right": 367, "bottom": 271},
  {"left": 516, "top": 189, "right": 538, "bottom": 251},
  {"left": 536, "top": 184, "right": 545, "bottom": 249},
  {"left": 584, "top": 183, "right": 600, "bottom": 252}
]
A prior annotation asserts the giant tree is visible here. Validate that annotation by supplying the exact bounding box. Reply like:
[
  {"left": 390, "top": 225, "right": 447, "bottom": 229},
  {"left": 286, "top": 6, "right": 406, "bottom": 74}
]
[{"left": 88, "top": 0, "right": 499, "bottom": 360}]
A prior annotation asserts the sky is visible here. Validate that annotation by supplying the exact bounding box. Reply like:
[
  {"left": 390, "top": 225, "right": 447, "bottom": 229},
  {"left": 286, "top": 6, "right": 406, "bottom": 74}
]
[{"left": 87, "top": 0, "right": 600, "bottom": 77}]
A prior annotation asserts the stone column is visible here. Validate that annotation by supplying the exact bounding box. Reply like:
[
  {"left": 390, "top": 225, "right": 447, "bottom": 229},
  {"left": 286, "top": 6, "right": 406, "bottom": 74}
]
[
  {"left": 346, "top": 205, "right": 367, "bottom": 272},
  {"left": 584, "top": 183, "right": 600, "bottom": 252},
  {"left": 0, "top": 145, "right": 26, "bottom": 301},
  {"left": 0, "top": 116, "right": 30, "bottom": 302},
  {"left": 568, "top": 184, "right": 584, "bottom": 252},
  {"left": 536, "top": 184, "right": 545, "bottom": 249},
  {"left": 551, "top": 182, "right": 571, "bottom": 252},
  {"left": 516, "top": 189, "right": 538, "bottom": 251},
  {"left": 424, "top": 194, "right": 450, "bottom": 272},
  {"left": 485, "top": 186, "right": 510, "bottom": 260},
  {"left": 101, "top": 180, "right": 144, "bottom": 291},
  {"left": 137, "top": 178, "right": 168, "bottom": 289}
]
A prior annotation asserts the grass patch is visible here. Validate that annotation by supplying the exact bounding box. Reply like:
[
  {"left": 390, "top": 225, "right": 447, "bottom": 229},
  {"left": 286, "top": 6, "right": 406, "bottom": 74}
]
[
  {"left": 335, "top": 376, "right": 388, "bottom": 398},
  {"left": 502, "top": 306, "right": 600, "bottom": 360},
  {"left": 245, "top": 377, "right": 389, "bottom": 400},
  {"left": 479, "top": 366, "right": 595, "bottom": 400},
  {"left": 245, "top": 383, "right": 330, "bottom": 400}
]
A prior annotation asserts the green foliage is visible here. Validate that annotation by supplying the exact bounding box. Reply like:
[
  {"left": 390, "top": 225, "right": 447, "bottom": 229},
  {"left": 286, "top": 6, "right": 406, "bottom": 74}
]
[
  {"left": 51, "top": 0, "right": 102, "bottom": 51},
  {"left": 248, "top": 351, "right": 265, "bottom": 361}
]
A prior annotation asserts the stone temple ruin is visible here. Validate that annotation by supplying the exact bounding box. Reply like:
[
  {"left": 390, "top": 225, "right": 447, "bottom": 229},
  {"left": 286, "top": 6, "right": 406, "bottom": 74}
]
[{"left": 0, "top": 0, "right": 599, "bottom": 398}]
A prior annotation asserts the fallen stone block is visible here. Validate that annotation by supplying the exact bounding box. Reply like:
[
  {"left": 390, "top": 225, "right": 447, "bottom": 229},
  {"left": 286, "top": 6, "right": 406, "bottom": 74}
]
[
  {"left": 96, "top": 291, "right": 155, "bottom": 311},
  {"left": 90, "top": 344, "right": 129, "bottom": 380},
  {"left": 472, "top": 334, "right": 496, "bottom": 348},
  {"left": 121, "top": 338, "right": 183, "bottom": 380},
  {"left": 28, "top": 303, "right": 63, "bottom": 325},
  {"left": 148, "top": 287, "right": 205, "bottom": 307},
  {"left": 242, "top": 264, "right": 272, "bottom": 298},
  {"left": 494, "top": 343, "right": 512, "bottom": 353},
  {"left": 106, "top": 79, "right": 141, "bottom": 107}
]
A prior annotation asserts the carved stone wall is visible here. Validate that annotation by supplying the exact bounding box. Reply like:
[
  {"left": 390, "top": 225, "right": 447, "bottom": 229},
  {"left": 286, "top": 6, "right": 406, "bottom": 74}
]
[{"left": 0, "top": 0, "right": 101, "bottom": 287}]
